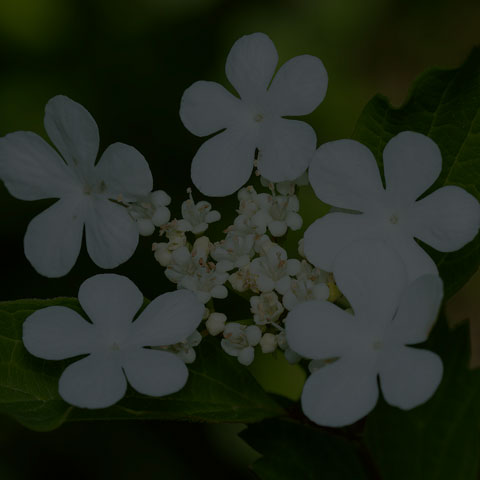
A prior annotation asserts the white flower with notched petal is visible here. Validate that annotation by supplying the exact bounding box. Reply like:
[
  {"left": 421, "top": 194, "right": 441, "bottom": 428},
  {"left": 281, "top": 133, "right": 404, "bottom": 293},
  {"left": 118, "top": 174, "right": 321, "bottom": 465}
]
[
  {"left": 286, "top": 240, "right": 444, "bottom": 427},
  {"left": 304, "top": 131, "right": 480, "bottom": 281},
  {"left": 0, "top": 95, "right": 153, "bottom": 277},
  {"left": 180, "top": 32, "right": 328, "bottom": 197},
  {"left": 22, "top": 274, "right": 204, "bottom": 409}
]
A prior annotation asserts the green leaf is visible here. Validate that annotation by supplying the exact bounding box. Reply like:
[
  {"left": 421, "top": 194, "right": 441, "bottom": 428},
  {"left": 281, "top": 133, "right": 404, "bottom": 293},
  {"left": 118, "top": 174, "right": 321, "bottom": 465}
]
[
  {"left": 240, "top": 418, "right": 370, "bottom": 480},
  {"left": 365, "top": 319, "right": 480, "bottom": 480},
  {"left": 0, "top": 298, "right": 284, "bottom": 431},
  {"left": 353, "top": 47, "right": 480, "bottom": 298}
]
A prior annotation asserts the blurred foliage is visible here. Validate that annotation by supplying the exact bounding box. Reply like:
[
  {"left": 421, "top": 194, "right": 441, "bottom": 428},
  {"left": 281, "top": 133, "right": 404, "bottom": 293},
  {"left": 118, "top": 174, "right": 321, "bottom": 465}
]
[{"left": 1, "top": 0, "right": 479, "bottom": 478}]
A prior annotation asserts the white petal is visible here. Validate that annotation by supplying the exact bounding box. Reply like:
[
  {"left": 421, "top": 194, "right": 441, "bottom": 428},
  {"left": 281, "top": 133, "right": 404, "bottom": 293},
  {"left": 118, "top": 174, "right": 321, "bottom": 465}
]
[
  {"left": 58, "top": 353, "right": 127, "bottom": 409},
  {"left": 23, "top": 306, "right": 98, "bottom": 360},
  {"left": 95, "top": 143, "right": 153, "bottom": 200},
  {"left": 191, "top": 128, "right": 256, "bottom": 197},
  {"left": 388, "top": 274, "right": 443, "bottom": 345},
  {"left": 24, "top": 196, "right": 86, "bottom": 278},
  {"left": 383, "top": 132, "right": 442, "bottom": 204},
  {"left": 267, "top": 55, "right": 328, "bottom": 116},
  {"left": 0, "top": 132, "right": 79, "bottom": 200},
  {"left": 333, "top": 239, "right": 408, "bottom": 324},
  {"left": 301, "top": 355, "right": 379, "bottom": 427},
  {"left": 411, "top": 186, "right": 480, "bottom": 251},
  {"left": 379, "top": 346, "right": 443, "bottom": 410},
  {"left": 122, "top": 348, "right": 188, "bottom": 397},
  {"left": 389, "top": 233, "right": 439, "bottom": 282},
  {"left": 130, "top": 289, "right": 203, "bottom": 347},
  {"left": 78, "top": 274, "right": 143, "bottom": 336},
  {"left": 226, "top": 33, "right": 278, "bottom": 103},
  {"left": 44, "top": 95, "right": 99, "bottom": 173},
  {"left": 285, "top": 300, "right": 362, "bottom": 359},
  {"left": 84, "top": 198, "right": 138, "bottom": 269},
  {"left": 180, "top": 81, "right": 244, "bottom": 137},
  {"left": 303, "top": 212, "right": 380, "bottom": 272},
  {"left": 257, "top": 118, "right": 316, "bottom": 182},
  {"left": 308, "top": 139, "right": 385, "bottom": 211}
]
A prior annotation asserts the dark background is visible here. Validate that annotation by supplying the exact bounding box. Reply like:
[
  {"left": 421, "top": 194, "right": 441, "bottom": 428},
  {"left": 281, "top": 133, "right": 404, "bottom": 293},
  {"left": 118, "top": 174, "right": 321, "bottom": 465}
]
[{"left": 1, "top": 0, "right": 479, "bottom": 478}]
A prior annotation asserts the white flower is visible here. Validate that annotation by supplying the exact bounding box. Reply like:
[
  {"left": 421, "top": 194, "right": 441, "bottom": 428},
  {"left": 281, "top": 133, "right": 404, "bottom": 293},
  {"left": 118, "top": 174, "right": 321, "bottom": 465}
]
[
  {"left": 228, "top": 264, "right": 259, "bottom": 293},
  {"left": 128, "top": 190, "right": 171, "bottom": 236},
  {"left": 206, "top": 312, "right": 227, "bottom": 336},
  {"left": 180, "top": 32, "right": 328, "bottom": 196},
  {"left": 181, "top": 188, "right": 221, "bottom": 234},
  {"left": 283, "top": 260, "right": 330, "bottom": 311},
  {"left": 286, "top": 240, "right": 444, "bottom": 427},
  {"left": 221, "top": 323, "right": 261, "bottom": 366},
  {"left": 250, "top": 292, "right": 284, "bottom": 325},
  {"left": 252, "top": 192, "right": 303, "bottom": 237},
  {"left": 0, "top": 95, "right": 153, "bottom": 277},
  {"left": 304, "top": 131, "right": 480, "bottom": 281},
  {"left": 211, "top": 232, "right": 255, "bottom": 271},
  {"left": 250, "top": 243, "right": 300, "bottom": 293},
  {"left": 165, "top": 238, "right": 229, "bottom": 303},
  {"left": 22, "top": 274, "right": 204, "bottom": 408}
]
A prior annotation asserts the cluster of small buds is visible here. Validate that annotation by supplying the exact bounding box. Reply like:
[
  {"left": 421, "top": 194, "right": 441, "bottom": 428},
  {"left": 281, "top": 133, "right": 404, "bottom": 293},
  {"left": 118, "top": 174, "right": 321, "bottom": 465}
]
[{"left": 128, "top": 190, "right": 172, "bottom": 236}]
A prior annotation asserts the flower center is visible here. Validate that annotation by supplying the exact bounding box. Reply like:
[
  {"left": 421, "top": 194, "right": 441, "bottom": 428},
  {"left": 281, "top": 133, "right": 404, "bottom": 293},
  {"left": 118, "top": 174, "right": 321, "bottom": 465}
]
[
  {"left": 110, "top": 341, "right": 121, "bottom": 351},
  {"left": 372, "top": 340, "right": 383, "bottom": 350},
  {"left": 389, "top": 213, "right": 399, "bottom": 225},
  {"left": 254, "top": 113, "right": 264, "bottom": 123}
]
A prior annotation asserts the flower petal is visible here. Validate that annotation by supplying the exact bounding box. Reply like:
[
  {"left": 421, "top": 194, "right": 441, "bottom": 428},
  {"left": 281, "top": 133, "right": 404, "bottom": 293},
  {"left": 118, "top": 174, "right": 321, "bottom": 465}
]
[
  {"left": 285, "top": 300, "right": 363, "bottom": 359},
  {"left": 388, "top": 274, "right": 443, "bottom": 345},
  {"left": 84, "top": 198, "right": 138, "bottom": 269},
  {"left": 122, "top": 348, "right": 188, "bottom": 397},
  {"left": 303, "top": 212, "right": 380, "bottom": 272},
  {"left": 191, "top": 128, "right": 256, "bottom": 197},
  {"left": 411, "top": 186, "right": 480, "bottom": 252},
  {"left": 226, "top": 33, "right": 278, "bottom": 103},
  {"left": 0, "top": 132, "right": 79, "bottom": 200},
  {"left": 267, "top": 55, "right": 328, "bottom": 116},
  {"left": 379, "top": 346, "right": 443, "bottom": 410},
  {"left": 333, "top": 240, "right": 408, "bottom": 324},
  {"left": 58, "top": 353, "right": 127, "bottom": 408},
  {"left": 95, "top": 142, "right": 153, "bottom": 201},
  {"left": 44, "top": 95, "right": 99, "bottom": 174},
  {"left": 23, "top": 306, "right": 98, "bottom": 360},
  {"left": 130, "top": 290, "right": 203, "bottom": 347},
  {"left": 24, "top": 196, "right": 86, "bottom": 278},
  {"left": 257, "top": 118, "right": 316, "bottom": 182},
  {"left": 389, "top": 233, "right": 439, "bottom": 282},
  {"left": 383, "top": 131, "right": 442, "bottom": 204},
  {"left": 78, "top": 274, "right": 143, "bottom": 336},
  {"left": 301, "top": 355, "right": 379, "bottom": 427},
  {"left": 180, "top": 81, "right": 244, "bottom": 137},
  {"left": 308, "top": 139, "right": 385, "bottom": 211}
]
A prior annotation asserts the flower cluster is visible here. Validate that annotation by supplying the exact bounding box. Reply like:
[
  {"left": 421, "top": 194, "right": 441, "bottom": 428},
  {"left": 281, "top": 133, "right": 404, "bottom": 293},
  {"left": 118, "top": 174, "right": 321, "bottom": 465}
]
[{"left": 1, "top": 33, "right": 479, "bottom": 428}]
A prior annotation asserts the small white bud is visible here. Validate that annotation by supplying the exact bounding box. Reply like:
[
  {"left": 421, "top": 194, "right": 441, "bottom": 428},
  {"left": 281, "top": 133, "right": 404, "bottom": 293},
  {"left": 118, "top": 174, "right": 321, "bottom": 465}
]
[
  {"left": 206, "top": 312, "right": 227, "bottom": 336},
  {"left": 150, "top": 190, "right": 171, "bottom": 207},
  {"left": 238, "top": 346, "right": 255, "bottom": 366},
  {"left": 138, "top": 218, "right": 155, "bottom": 236},
  {"left": 259, "top": 333, "right": 277, "bottom": 353},
  {"left": 152, "top": 206, "right": 171, "bottom": 226}
]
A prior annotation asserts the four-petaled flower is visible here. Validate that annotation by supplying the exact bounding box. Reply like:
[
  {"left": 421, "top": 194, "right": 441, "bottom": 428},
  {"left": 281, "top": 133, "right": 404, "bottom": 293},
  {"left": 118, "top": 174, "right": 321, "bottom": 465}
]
[
  {"left": 304, "top": 131, "right": 480, "bottom": 281},
  {"left": 286, "top": 240, "right": 444, "bottom": 427},
  {"left": 23, "top": 274, "right": 204, "bottom": 408},
  {"left": 180, "top": 32, "right": 328, "bottom": 196},
  {"left": 0, "top": 95, "right": 154, "bottom": 277}
]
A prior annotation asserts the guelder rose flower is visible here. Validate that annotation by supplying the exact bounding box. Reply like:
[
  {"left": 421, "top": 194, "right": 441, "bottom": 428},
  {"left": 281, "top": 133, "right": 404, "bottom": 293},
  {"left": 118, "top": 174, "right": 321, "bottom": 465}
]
[
  {"left": 0, "top": 95, "right": 153, "bottom": 277},
  {"left": 22, "top": 274, "right": 204, "bottom": 409},
  {"left": 180, "top": 32, "right": 328, "bottom": 196},
  {"left": 286, "top": 240, "right": 444, "bottom": 427},
  {"left": 304, "top": 131, "right": 480, "bottom": 281}
]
